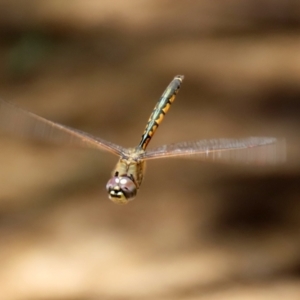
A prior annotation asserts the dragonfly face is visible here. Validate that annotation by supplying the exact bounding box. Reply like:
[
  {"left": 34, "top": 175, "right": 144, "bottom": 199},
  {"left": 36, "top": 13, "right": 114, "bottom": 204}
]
[
  {"left": 106, "top": 151, "right": 146, "bottom": 204},
  {"left": 0, "top": 75, "right": 285, "bottom": 205},
  {"left": 106, "top": 176, "right": 137, "bottom": 204}
]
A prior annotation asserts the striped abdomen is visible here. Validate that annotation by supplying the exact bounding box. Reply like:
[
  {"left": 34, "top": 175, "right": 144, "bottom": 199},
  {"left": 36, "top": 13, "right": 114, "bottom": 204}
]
[{"left": 138, "top": 75, "right": 184, "bottom": 150}]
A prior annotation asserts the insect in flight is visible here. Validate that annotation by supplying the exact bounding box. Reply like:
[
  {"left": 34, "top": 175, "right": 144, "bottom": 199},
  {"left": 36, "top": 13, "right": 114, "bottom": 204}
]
[{"left": 0, "top": 76, "right": 284, "bottom": 204}]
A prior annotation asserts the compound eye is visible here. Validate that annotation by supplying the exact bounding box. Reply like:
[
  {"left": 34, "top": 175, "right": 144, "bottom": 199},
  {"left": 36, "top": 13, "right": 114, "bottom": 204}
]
[
  {"left": 106, "top": 176, "right": 137, "bottom": 204},
  {"left": 119, "top": 177, "right": 137, "bottom": 198}
]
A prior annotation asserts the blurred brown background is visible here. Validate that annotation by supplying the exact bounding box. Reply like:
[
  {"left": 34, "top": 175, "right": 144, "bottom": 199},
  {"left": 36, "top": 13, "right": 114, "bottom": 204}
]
[{"left": 0, "top": 1, "right": 299, "bottom": 299}]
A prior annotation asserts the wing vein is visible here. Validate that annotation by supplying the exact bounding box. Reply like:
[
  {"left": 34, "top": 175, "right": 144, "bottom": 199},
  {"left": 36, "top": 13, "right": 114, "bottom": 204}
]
[
  {"left": 144, "top": 137, "right": 285, "bottom": 164},
  {"left": 0, "top": 99, "right": 124, "bottom": 156}
]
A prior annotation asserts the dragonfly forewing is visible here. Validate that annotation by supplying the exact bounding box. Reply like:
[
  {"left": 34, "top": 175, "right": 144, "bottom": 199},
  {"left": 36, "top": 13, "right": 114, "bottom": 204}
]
[
  {"left": 0, "top": 99, "right": 125, "bottom": 156},
  {"left": 143, "top": 137, "right": 286, "bottom": 165}
]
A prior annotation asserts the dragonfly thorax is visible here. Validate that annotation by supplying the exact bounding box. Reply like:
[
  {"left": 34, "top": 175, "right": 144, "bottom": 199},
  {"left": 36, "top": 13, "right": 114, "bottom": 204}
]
[
  {"left": 106, "top": 156, "right": 145, "bottom": 204},
  {"left": 106, "top": 175, "right": 137, "bottom": 204}
]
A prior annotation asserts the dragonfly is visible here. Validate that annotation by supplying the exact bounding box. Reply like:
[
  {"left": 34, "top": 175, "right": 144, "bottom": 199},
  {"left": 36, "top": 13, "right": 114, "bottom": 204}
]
[{"left": 0, "top": 75, "right": 284, "bottom": 204}]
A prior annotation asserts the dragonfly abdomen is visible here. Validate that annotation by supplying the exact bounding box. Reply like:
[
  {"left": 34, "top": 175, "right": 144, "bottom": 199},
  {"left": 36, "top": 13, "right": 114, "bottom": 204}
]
[{"left": 138, "top": 75, "right": 184, "bottom": 150}]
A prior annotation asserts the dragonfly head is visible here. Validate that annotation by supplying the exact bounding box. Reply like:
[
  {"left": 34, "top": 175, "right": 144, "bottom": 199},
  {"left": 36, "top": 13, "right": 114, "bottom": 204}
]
[{"left": 106, "top": 176, "right": 137, "bottom": 204}]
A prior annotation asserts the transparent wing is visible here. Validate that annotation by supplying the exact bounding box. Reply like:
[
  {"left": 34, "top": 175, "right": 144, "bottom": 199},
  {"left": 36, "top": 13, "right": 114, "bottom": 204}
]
[
  {"left": 144, "top": 137, "right": 286, "bottom": 164},
  {"left": 0, "top": 99, "right": 125, "bottom": 157}
]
